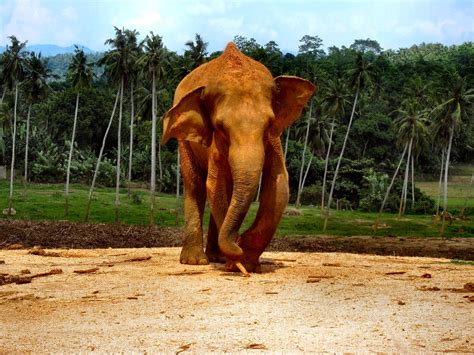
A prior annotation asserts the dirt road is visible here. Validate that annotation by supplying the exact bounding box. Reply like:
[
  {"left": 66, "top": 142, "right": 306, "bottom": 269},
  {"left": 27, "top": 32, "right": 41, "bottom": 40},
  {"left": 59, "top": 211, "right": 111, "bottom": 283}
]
[{"left": 1, "top": 247, "right": 473, "bottom": 352}]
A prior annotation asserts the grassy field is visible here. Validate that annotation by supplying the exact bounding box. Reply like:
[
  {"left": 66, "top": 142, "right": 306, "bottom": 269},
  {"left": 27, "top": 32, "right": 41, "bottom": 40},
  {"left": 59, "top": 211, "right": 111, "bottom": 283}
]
[{"left": 0, "top": 178, "right": 473, "bottom": 238}]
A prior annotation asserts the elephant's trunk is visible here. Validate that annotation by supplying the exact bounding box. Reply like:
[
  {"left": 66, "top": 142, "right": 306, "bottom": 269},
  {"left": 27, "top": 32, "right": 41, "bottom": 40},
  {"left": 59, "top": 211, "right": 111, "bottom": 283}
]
[{"left": 218, "top": 144, "right": 264, "bottom": 260}]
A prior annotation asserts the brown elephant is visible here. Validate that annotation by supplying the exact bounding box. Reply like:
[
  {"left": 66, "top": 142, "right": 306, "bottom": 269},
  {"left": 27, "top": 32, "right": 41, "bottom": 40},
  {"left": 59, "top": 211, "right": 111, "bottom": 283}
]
[{"left": 162, "top": 42, "right": 316, "bottom": 273}]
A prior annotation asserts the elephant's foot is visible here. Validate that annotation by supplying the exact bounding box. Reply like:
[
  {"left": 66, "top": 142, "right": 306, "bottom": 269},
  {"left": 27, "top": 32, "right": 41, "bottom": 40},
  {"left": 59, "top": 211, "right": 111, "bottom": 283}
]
[
  {"left": 224, "top": 253, "right": 262, "bottom": 274},
  {"left": 180, "top": 245, "right": 209, "bottom": 265},
  {"left": 205, "top": 249, "right": 226, "bottom": 263}
]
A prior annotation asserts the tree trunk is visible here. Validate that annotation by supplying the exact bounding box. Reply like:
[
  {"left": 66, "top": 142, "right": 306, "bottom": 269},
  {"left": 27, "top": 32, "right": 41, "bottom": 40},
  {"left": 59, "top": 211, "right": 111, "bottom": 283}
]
[
  {"left": 150, "top": 69, "right": 157, "bottom": 226},
  {"left": 114, "top": 77, "right": 124, "bottom": 222},
  {"left": 0, "top": 87, "right": 6, "bottom": 104},
  {"left": 321, "top": 117, "right": 335, "bottom": 210},
  {"left": 296, "top": 104, "right": 312, "bottom": 207},
  {"left": 374, "top": 142, "right": 408, "bottom": 229},
  {"left": 301, "top": 153, "right": 314, "bottom": 195},
  {"left": 65, "top": 93, "right": 80, "bottom": 216},
  {"left": 7, "top": 83, "right": 19, "bottom": 213},
  {"left": 440, "top": 128, "right": 454, "bottom": 236},
  {"left": 434, "top": 148, "right": 445, "bottom": 224},
  {"left": 461, "top": 173, "right": 474, "bottom": 218},
  {"left": 323, "top": 87, "right": 359, "bottom": 231},
  {"left": 284, "top": 128, "right": 290, "bottom": 161},
  {"left": 399, "top": 136, "right": 413, "bottom": 217},
  {"left": 84, "top": 88, "right": 120, "bottom": 222},
  {"left": 127, "top": 82, "right": 135, "bottom": 196},
  {"left": 158, "top": 130, "right": 163, "bottom": 192},
  {"left": 411, "top": 153, "right": 415, "bottom": 208},
  {"left": 175, "top": 148, "right": 180, "bottom": 226},
  {"left": 24, "top": 103, "right": 32, "bottom": 185}
]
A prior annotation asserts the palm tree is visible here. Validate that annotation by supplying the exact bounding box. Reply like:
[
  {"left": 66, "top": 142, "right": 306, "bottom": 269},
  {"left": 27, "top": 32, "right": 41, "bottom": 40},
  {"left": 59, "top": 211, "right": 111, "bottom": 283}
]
[
  {"left": 1, "top": 36, "right": 27, "bottom": 214},
  {"left": 320, "top": 78, "right": 347, "bottom": 210},
  {"left": 374, "top": 142, "right": 408, "bottom": 229},
  {"left": 184, "top": 34, "right": 208, "bottom": 70},
  {"left": 124, "top": 29, "right": 142, "bottom": 196},
  {"left": 393, "top": 99, "right": 429, "bottom": 216},
  {"left": 137, "top": 32, "right": 168, "bottom": 225},
  {"left": 431, "top": 73, "right": 474, "bottom": 235},
  {"left": 86, "top": 27, "right": 134, "bottom": 222},
  {"left": 295, "top": 101, "right": 313, "bottom": 207},
  {"left": 65, "top": 46, "right": 93, "bottom": 216},
  {"left": 324, "top": 53, "right": 375, "bottom": 230},
  {"left": 84, "top": 89, "right": 120, "bottom": 222},
  {"left": 0, "top": 56, "right": 6, "bottom": 104},
  {"left": 433, "top": 147, "right": 445, "bottom": 224},
  {"left": 22, "top": 52, "right": 51, "bottom": 186},
  {"left": 96, "top": 27, "right": 136, "bottom": 222}
]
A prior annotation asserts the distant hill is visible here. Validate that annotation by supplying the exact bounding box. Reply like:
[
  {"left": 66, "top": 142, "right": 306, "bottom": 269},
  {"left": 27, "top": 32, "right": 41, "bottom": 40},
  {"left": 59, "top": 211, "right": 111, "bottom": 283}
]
[{"left": 0, "top": 44, "right": 94, "bottom": 56}]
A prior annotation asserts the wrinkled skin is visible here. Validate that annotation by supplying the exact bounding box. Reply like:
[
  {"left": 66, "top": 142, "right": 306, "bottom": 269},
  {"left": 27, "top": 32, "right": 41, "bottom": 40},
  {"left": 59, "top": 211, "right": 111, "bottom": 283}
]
[{"left": 162, "top": 43, "right": 316, "bottom": 272}]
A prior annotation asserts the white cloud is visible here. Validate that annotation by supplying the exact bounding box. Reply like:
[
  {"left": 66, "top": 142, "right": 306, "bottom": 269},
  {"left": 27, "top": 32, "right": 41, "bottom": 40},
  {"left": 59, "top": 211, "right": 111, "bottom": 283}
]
[
  {"left": 0, "top": 0, "right": 80, "bottom": 46},
  {"left": 124, "top": 11, "right": 162, "bottom": 28},
  {"left": 208, "top": 17, "right": 244, "bottom": 37},
  {"left": 187, "top": 0, "right": 235, "bottom": 16}
]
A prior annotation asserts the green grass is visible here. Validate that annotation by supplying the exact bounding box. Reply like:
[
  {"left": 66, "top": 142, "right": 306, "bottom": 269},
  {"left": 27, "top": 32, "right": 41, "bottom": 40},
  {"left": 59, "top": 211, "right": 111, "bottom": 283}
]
[
  {"left": 417, "top": 177, "right": 474, "bottom": 210},
  {"left": 450, "top": 259, "right": 474, "bottom": 266},
  {"left": 1, "top": 180, "right": 473, "bottom": 238}
]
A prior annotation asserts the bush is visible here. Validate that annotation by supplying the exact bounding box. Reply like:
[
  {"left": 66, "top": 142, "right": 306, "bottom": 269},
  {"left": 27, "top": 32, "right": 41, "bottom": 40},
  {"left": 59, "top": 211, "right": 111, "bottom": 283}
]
[{"left": 299, "top": 183, "right": 323, "bottom": 206}]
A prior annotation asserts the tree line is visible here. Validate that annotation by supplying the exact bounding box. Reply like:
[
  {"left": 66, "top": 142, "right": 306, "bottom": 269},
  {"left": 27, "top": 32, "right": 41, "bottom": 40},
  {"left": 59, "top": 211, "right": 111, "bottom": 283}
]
[{"left": 0, "top": 30, "right": 473, "bottom": 233}]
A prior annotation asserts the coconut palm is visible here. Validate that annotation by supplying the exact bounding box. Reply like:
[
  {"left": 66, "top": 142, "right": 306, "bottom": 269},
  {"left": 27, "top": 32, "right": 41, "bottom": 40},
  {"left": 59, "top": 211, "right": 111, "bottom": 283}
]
[
  {"left": 320, "top": 78, "right": 348, "bottom": 210},
  {"left": 431, "top": 73, "right": 474, "bottom": 235},
  {"left": 64, "top": 46, "right": 93, "bottom": 216},
  {"left": 85, "top": 27, "right": 135, "bottom": 222},
  {"left": 137, "top": 32, "right": 168, "bottom": 225},
  {"left": 295, "top": 100, "right": 313, "bottom": 207},
  {"left": 184, "top": 33, "right": 208, "bottom": 70},
  {"left": 22, "top": 52, "right": 51, "bottom": 186},
  {"left": 324, "top": 53, "right": 375, "bottom": 230},
  {"left": 2, "top": 36, "right": 27, "bottom": 214},
  {"left": 0, "top": 56, "right": 6, "bottom": 104},
  {"left": 124, "top": 29, "right": 142, "bottom": 195},
  {"left": 393, "top": 99, "right": 429, "bottom": 216},
  {"left": 98, "top": 27, "right": 136, "bottom": 222},
  {"left": 374, "top": 142, "right": 408, "bottom": 229}
]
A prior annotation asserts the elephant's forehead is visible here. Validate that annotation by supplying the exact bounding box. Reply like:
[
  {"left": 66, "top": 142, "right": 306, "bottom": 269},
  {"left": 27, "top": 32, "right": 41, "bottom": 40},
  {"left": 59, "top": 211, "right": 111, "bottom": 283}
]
[{"left": 175, "top": 43, "right": 275, "bottom": 101}]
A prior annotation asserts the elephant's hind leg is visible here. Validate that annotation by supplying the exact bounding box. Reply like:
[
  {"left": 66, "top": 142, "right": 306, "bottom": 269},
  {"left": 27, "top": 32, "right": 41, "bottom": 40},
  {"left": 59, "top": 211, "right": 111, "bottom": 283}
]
[{"left": 179, "top": 142, "right": 208, "bottom": 265}]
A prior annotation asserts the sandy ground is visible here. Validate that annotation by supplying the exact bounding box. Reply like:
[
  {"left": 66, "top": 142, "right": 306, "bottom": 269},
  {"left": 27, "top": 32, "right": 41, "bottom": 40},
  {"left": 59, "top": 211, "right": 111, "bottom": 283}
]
[{"left": 0, "top": 247, "right": 473, "bottom": 353}]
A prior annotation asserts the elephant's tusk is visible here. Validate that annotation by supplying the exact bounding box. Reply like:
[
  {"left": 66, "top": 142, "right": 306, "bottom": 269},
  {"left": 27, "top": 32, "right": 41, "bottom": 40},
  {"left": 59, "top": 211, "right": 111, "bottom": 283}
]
[{"left": 235, "top": 261, "right": 250, "bottom": 277}]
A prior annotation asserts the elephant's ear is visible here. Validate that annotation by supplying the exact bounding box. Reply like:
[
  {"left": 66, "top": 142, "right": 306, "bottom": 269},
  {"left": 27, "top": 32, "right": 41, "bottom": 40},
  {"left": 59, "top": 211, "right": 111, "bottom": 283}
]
[
  {"left": 161, "top": 86, "right": 212, "bottom": 146},
  {"left": 271, "top": 76, "right": 317, "bottom": 135}
]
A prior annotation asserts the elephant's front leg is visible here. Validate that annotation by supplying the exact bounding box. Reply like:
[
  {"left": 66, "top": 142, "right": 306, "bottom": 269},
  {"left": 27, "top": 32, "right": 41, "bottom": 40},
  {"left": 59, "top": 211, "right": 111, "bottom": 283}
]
[
  {"left": 239, "top": 136, "right": 289, "bottom": 272},
  {"left": 205, "top": 143, "right": 232, "bottom": 259},
  {"left": 179, "top": 142, "right": 208, "bottom": 265}
]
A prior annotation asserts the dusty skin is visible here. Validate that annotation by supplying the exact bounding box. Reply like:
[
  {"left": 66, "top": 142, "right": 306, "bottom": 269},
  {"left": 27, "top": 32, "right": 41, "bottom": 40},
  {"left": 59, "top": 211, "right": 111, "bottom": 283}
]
[{"left": 1, "top": 247, "right": 473, "bottom": 353}]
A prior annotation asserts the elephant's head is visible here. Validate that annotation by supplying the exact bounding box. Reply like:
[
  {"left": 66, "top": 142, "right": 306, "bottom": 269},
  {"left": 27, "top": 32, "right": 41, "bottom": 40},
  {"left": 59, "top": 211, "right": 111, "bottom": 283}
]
[{"left": 162, "top": 44, "right": 316, "bottom": 261}]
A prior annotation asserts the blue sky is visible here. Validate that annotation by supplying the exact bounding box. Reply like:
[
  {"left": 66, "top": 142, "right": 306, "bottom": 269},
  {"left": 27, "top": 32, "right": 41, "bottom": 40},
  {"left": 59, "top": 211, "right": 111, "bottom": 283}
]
[{"left": 0, "top": 0, "right": 473, "bottom": 53}]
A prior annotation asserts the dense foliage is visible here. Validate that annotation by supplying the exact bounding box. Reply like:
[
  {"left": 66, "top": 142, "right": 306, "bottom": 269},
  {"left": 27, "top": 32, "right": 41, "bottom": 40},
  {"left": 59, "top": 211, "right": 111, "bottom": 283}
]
[{"left": 0, "top": 33, "right": 473, "bottom": 215}]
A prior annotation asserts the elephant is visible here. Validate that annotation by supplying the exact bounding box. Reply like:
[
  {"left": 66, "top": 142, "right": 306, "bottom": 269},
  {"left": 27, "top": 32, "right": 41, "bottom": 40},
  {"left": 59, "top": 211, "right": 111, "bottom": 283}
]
[{"left": 162, "top": 42, "right": 316, "bottom": 273}]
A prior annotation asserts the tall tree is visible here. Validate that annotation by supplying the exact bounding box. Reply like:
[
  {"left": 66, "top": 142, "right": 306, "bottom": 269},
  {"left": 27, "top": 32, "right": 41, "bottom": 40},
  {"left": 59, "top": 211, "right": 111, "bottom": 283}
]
[
  {"left": 431, "top": 73, "right": 474, "bottom": 235},
  {"left": 184, "top": 33, "right": 208, "bottom": 70},
  {"left": 64, "top": 46, "right": 93, "bottom": 216},
  {"left": 98, "top": 27, "right": 137, "bottom": 222},
  {"left": 22, "top": 52, "right": 51, "bottom": 186},
  {"left": 324, "top": 53, "right": 375, "bottom": 230},
  {"left": 1, "top": 36, "right": 27, "bottom": 214},
  {"left": 124, "top": 29, "right": 142, "bottom": 196},
  {"left": 137, "top": 32, "right": 168, "bottom": 225},
  {"left": 320, "top": 78, "right": 347, "bottom": 210},
  {"left": 295, "top": 102, "right": 313, "bottom": 207},
  {"left": 393, "top": 99, "right": 429, "bottom": 216}
]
